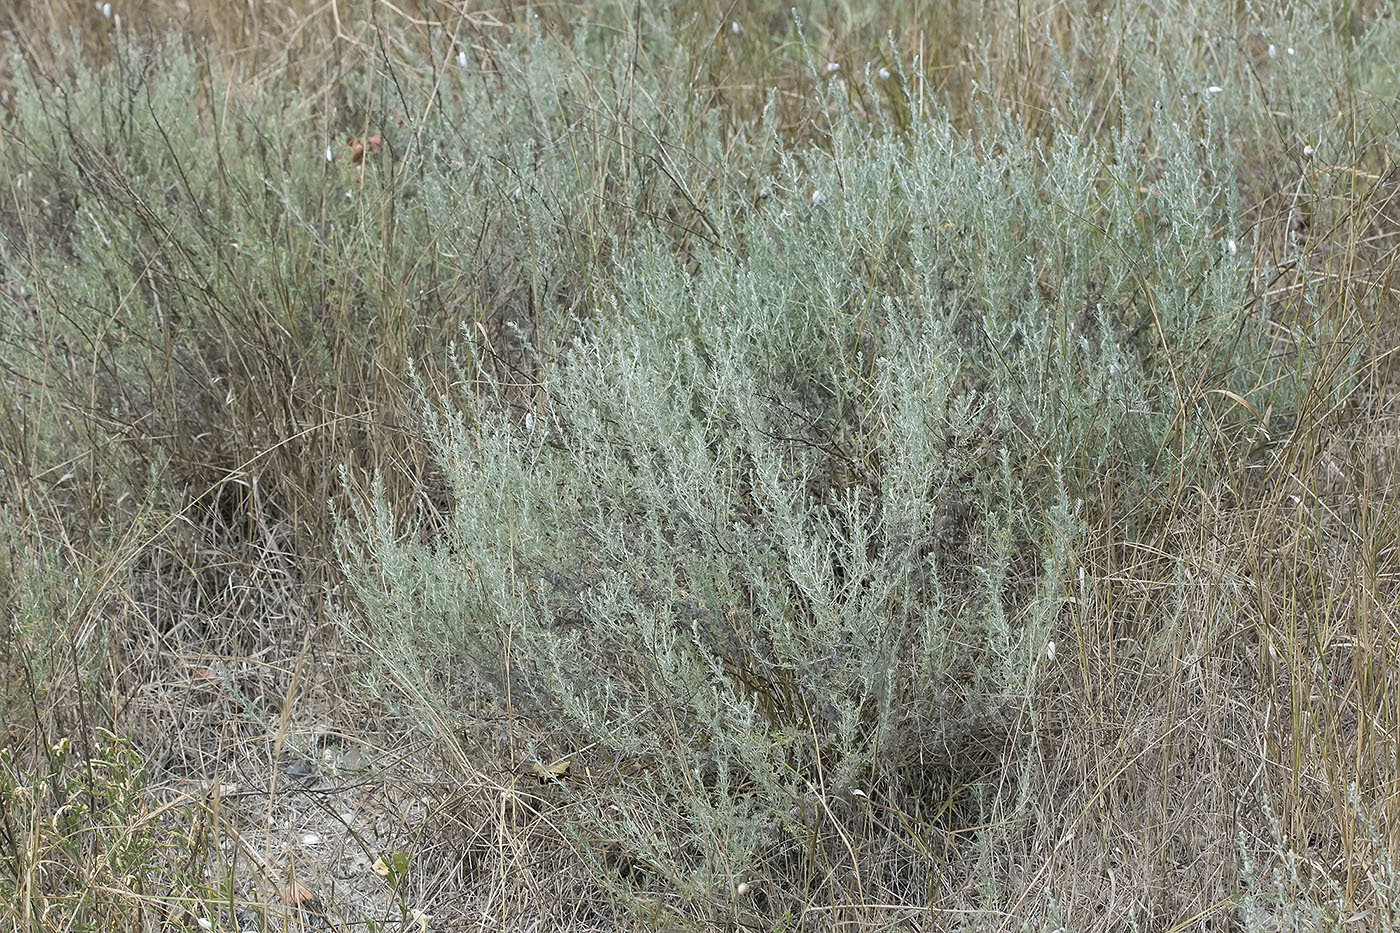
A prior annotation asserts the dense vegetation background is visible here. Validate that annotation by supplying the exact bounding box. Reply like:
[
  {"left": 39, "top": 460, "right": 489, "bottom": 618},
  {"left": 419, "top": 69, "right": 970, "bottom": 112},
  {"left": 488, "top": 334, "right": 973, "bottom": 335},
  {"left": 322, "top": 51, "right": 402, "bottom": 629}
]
[{"left": 2, "top": 1, "right": 1398, "bottom": 930}]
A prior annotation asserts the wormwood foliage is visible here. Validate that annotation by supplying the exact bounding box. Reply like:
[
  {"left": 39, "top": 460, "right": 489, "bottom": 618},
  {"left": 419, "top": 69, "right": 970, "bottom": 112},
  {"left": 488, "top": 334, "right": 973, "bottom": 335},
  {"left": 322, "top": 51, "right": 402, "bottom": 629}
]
[
  {"left": 3, "top": 1, "right": 1396, "bottom": 927},
  {"left": 338, "top": 81, "right": 1289, "bottom": 892},
  {"left": 0, "top": 25, "right": 715, "bottom": 558}
]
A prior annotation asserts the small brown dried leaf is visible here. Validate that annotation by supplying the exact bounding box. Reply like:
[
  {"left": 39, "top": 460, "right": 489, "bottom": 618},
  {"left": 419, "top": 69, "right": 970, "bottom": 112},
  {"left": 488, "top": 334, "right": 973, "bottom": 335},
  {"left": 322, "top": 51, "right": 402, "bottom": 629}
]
[
  {"left": 285, "top": 878, "right": 317, "bottom": 906},
  {"left": 283, "top": 865, "right": 319, "bottom": 906}
]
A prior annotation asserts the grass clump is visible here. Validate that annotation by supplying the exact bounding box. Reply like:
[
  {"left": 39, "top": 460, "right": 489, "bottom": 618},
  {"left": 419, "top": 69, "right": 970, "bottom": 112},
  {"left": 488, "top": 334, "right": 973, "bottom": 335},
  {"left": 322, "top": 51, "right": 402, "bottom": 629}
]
[{"left": 0, "top": 728, "right": 219, "bottom": 931}]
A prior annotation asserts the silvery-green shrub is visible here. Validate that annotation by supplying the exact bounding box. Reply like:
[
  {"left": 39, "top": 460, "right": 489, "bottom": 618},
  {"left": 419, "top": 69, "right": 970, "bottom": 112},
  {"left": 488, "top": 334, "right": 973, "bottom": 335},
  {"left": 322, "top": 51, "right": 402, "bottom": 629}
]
[{"left": 337, "top": 74, "right": 1291, "bottom": 891}]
